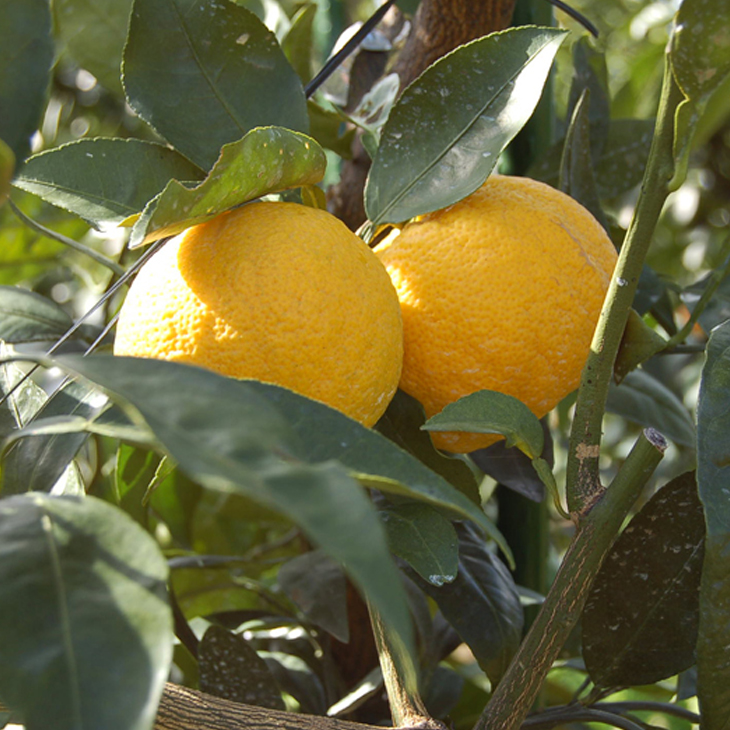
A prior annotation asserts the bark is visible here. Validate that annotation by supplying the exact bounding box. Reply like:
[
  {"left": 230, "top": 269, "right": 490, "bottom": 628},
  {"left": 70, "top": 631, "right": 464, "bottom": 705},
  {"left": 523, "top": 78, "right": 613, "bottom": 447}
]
[{"left": 329, "top": 0, "right": 518, "bottom": 229}]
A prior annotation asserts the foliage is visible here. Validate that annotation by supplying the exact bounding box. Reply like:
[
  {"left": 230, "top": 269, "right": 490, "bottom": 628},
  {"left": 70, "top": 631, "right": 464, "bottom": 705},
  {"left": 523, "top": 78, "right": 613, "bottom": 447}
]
[{"left": 0, "top": 0, "right": 729, "bottom": 729}]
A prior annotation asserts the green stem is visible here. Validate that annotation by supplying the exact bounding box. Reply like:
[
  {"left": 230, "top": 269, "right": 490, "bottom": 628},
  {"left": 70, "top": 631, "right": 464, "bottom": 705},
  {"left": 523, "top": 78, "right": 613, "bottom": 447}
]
[
  {"left": 565, "top": 57, "right": 684, "bottom": 514},
  {"left": 475, "top": 429, "right": 667, "bottom": 730},
  {"left": 9, "top": 200, "right": 126, "bottom": 277}
]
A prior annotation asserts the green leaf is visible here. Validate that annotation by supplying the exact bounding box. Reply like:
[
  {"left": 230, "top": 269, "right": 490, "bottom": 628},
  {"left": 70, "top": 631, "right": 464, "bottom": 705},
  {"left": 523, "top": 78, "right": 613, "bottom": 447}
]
[
  {"left": 682, "top": 257, "right": 730, "bottom": 334},
  {"left": 614, "top": 309, "right": 668, "bottom": 383},
  {"left": 697, "top": 319, "right": 730, "bottom": 728},
  {"left": 364, "top": 27, "right": 567, "bottom": 225},
  {"left": 281, "top": 2, "right": 316, "bottom": 84},
  {"left": 0, "top": 0, "right": 53, "bottom": 162},
  {"left": 13, "top": 138, "right": 204, "bottom": 225},
  {"left": 123, "top": 0, "right": 308, "bottom": 170},
  {"left": 423, "top": 390, "right": 545, "bottom": 460},
  {"left": 0, "top": 286, "right": 74, "bottom": 343},
  {"left": 0, "top": 342, "right": 46, "bottom": 442},
  {"left": 278, "top": 550, "right": 349, "bottom": 643},
  {"left": 51, "top": 354, "right": 416, "bottom": 678},
  {"left": 244, "top": 380, "right": 509, "bottom": 558},
  {"left": 669, "top": 0, "right": 730, "bottom": 186},
  {"left": 559, "top": 88, "right": 607, "bottom": 230},
  {"left": 198, "top": 625, "right": 285, "bottom": 709},
  {"left": 0, "top": 493, "right": 172, "bottom": 730},
  {"left": 606, "top": 369, "right": 696, "bottom": 448},
  {"left": 130, "top": 127, "right": 326, "bottom": 247},
  {"left": 0, "top": 138, "right": 13, "bottom": 208},
  {"left": 411, "top": 522, "right": 523, "bottom": 684},
  {"left": 1, "top": 381, "right": 109, "bottom": 496},
  {"left": 582, "top": 472, "right": 705, "bottom": 689},
  {"left": 52, "top": 0, "right": 133, "bottom": 95},
  {"left": 380, "top": 503, "right": 458, "bottom": 587}
]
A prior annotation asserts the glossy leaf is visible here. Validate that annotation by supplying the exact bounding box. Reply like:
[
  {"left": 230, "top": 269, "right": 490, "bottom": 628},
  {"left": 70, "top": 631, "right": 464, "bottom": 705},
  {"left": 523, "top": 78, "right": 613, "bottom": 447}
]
[
  {"left": 0, "top": 0, "right": 53, "bottom": 162},
  {"left": 123, "top": 0, "right": 308, "bottom": 170},
  {"left": 376, "top": 389, "right": 481, "bottom": 505},
  {"left": 52, "top": 0, "right": 133, "bottom": 94},
  {"left": 423, "top": 390, "right": 545, "bottom": 460},
  {"left": 130, "top": 127, "right": 326, "bottom": 246},
  {"left": 198, "top": 625, "right": 285, "bottom": 709},
  {"left": 2, "top": 381, "right": 109, "bottom": 496},
  {"left": 278, "top": 550, "right": 349, "bottom": 643},
  {"left": 51, "top": 354, "right": 415, "bottom": 675},
  {"left": 0, "top": 286, "right": 74, "bottom": 343},
  {"left": 412, "top": 523, "right": 523, "bottom": 684},
  {"left": 380, "top": 503, "right": 459, "bottom": 586},
  {"left": 244, "top": 380, "right": 509, "bottom": 558},
  {"left": 696, "top": 319, "right": 730, "bottom": 728},
  {"left": 606, "top": 369, "right": 696, "bottom": 448},
  {"left": 0, "top": 343, "right": 46, "bottom": 442},
  {"left": 14, "top": 139, "right": 204, "bottom": 225},
  {"left": 582, "top": 472, "right": 705, "bottom": 688},
  {"left": 364, "top": 27, "right": 567, "bottom": 225},
  {"left": 0, "top": 493, "right": 172, "bottom": 730}
]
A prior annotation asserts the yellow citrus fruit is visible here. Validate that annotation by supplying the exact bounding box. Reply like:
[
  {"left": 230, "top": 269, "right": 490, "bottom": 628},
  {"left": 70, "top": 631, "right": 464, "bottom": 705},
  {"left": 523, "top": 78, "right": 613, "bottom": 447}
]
[
  {"left": 114, "top": 202, "right": 403, "bottom": 426},
  {"left": 373, "top": 175, "right": 617, "bottom": 453}
]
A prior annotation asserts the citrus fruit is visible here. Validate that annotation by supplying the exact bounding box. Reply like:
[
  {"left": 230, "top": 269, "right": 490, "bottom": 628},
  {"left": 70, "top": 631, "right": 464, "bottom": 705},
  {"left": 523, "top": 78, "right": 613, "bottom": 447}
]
[
  {"left": 114, "top": 201, "right": 403, "bottom": 426},
  {"left": 373, "top": 175, "right": 617, "bottom": 453}
]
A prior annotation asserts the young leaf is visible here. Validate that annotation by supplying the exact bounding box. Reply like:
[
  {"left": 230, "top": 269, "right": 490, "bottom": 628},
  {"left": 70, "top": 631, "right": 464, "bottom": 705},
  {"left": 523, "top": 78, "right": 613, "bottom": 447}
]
[
  {"left": 278, "top": 550, "right": 350, "bottom": 643},
  {"left": 0, "top": 493, "right": 172, "bottom": 730},
  {"left": 380, "top": 503, "right": 459, "bottom": 587},
  {"left": 582, "top": 472, "right": 705, "bottom": 689},
  {"left": 130, "top": 128, "right": 326, "bottom": 247},
  {"left": 123, "top": 0, "right": 308, "bottom": 170},
  {"left": 0, "top": 0, "right": 53, "bottom": 162},
  {"left": 606, "top": 369, "right": 696, "bottom": 448},
  {"left": 411, "top": 523, "right": 523, "bottom": 684},
  {"left": 0, "top": 286, "right": 74, "bottom": 344},
  {"left": 364, "top": 27, "right": 567, "bottom": 225},
  {"left": 198, "top": 625, "right": 285, "bottom": 709},
  {"left": 13, "top": 139, "right": 204, "bottom": 225},
  {"left": 50, "top": 354, "right": 416, "bottom": 677},
  {"left": 696, "top": 319, "right": 730, "bottom": 727},
  {"left": 423, "top": 390, "right": 545, "bottom": 461},
  {"left": 52, "top": 0, "right": 133, "bottom": 95}
]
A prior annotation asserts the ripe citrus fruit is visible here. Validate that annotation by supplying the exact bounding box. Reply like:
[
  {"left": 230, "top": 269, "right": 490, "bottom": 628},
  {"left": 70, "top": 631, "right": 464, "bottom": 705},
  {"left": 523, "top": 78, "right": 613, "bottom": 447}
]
[
  {"left": 114, "top": 202, "right": 403, "bottom": 426},
  {"left": 373, "top": 175, "right": 617, "bottom": 453}
]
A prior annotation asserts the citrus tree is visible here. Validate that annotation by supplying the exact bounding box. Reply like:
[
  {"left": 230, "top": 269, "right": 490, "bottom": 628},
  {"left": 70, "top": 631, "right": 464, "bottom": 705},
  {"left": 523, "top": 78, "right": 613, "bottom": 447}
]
[{"left": 0, "top": 1, "right": 729, "bottom": 729}]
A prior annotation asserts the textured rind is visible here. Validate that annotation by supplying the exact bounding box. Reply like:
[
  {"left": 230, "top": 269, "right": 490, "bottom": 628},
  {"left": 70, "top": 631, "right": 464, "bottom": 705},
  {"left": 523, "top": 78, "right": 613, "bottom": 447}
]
[
  {"left": 114, "top": 202, "right": 404, "bottom": 427},
  {"left": 374, "top": 175, "right": 617, "bottom": 453}
]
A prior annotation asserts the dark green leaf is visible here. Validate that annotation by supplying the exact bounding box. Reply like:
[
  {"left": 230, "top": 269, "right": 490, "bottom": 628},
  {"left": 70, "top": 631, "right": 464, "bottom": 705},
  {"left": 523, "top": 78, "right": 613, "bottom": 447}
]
[
  {"left": 52, "top": 354, "right": 415, "bottom": 675},
  {"left": 0, "top": 344, "right": 46, "bottom": 441},
  {"left": 13, "top": 139, "right": 204, "bottom": 225},
  {"left": 281, "top": 3, "right": 316, "bottom": 84},
  {"left": 0, "top": 138, "right": 13, "bottom": 208},
  {"left": 0, "top": 493, "right": 172, "bottom": 730},
  {"left": 682, "top": 259, "right": 730, "bottom": 335},
  {"left": 0, "top": 0, "right": 53, "bottom": 162},
  {"left": 423, "top": 390, "right": 545, "bottom": 460},
  {"left": 123, "top": 0, "right": 308, "bottom": 170},
  {"left": 364, "top": 27, "right": 567, "bottom": 224},
  {"left": 411, "top": 523, "right": 522, "bottom": 684},
  {"left": 198, "top": 625, "right": 285, "bottom": 709},
  {"left": 52, "top": 0, "right": 133, "bottom": 94},
  {"left": 697, "top": 319, "right": 730, "bottom": 728},
  {"left": 582, "top": 472, "right": 705, "bottom": 689},
  {"left": 2, "top": 380, "right": 108, "bottom": 496},
  {"left": 114, "top": 443, "right": 163, "bottom": 526},
  {"left": 0, "top": 286, "right": 73, "bottom": 343},
  {"left": 376, "top": 389, "right": 481, "bottom": 505},
  {"left": 307, "top": 101, "right": 355, "bottom": 159},
  {"left": 530, "top": 119, "right": 655, "bottom": 200},
  {"left": 278, "top": 550, "right": 349, "bottom": 643},
  {"left": 245, "top": 380, "right": 509, "bottom": 557},
  {"left": 130, "top": 127, "right": 326, "bottom": 246},
  {"left": 380, "top": 503, "right": 458, "bottom": 587},
  {"left": 260, "top": 651, "right": 327, "bottom": 716},
  {"left": 614, "top": 309, "right": 668, "bottom": 383},
  {"left": 606, "top": 369, "right": 696, "bottom": 448},
  {"left": 559, "top": 88, "right": 607, "bottom": 230}
]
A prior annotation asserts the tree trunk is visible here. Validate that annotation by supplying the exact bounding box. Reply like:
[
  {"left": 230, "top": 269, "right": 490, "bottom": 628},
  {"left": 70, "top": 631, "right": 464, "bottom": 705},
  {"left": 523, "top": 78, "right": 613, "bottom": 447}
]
[{"left": 329, "top": 0, "right": 518, "bottom": 229}]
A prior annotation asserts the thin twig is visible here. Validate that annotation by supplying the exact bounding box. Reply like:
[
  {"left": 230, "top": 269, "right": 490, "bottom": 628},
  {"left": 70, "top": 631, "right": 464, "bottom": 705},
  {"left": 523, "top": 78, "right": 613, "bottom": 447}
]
[{"left": 542, "top": 0, "right": 598, "bottom": 37}]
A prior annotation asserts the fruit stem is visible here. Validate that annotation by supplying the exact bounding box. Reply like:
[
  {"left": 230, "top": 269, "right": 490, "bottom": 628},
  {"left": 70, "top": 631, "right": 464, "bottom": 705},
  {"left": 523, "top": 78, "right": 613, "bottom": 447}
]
[
  {"left": 565, "top": 55, "right": 684, "bottom": 514},
  {"left": 475, "top": 429, "right": 666, "bottom": 730}
]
